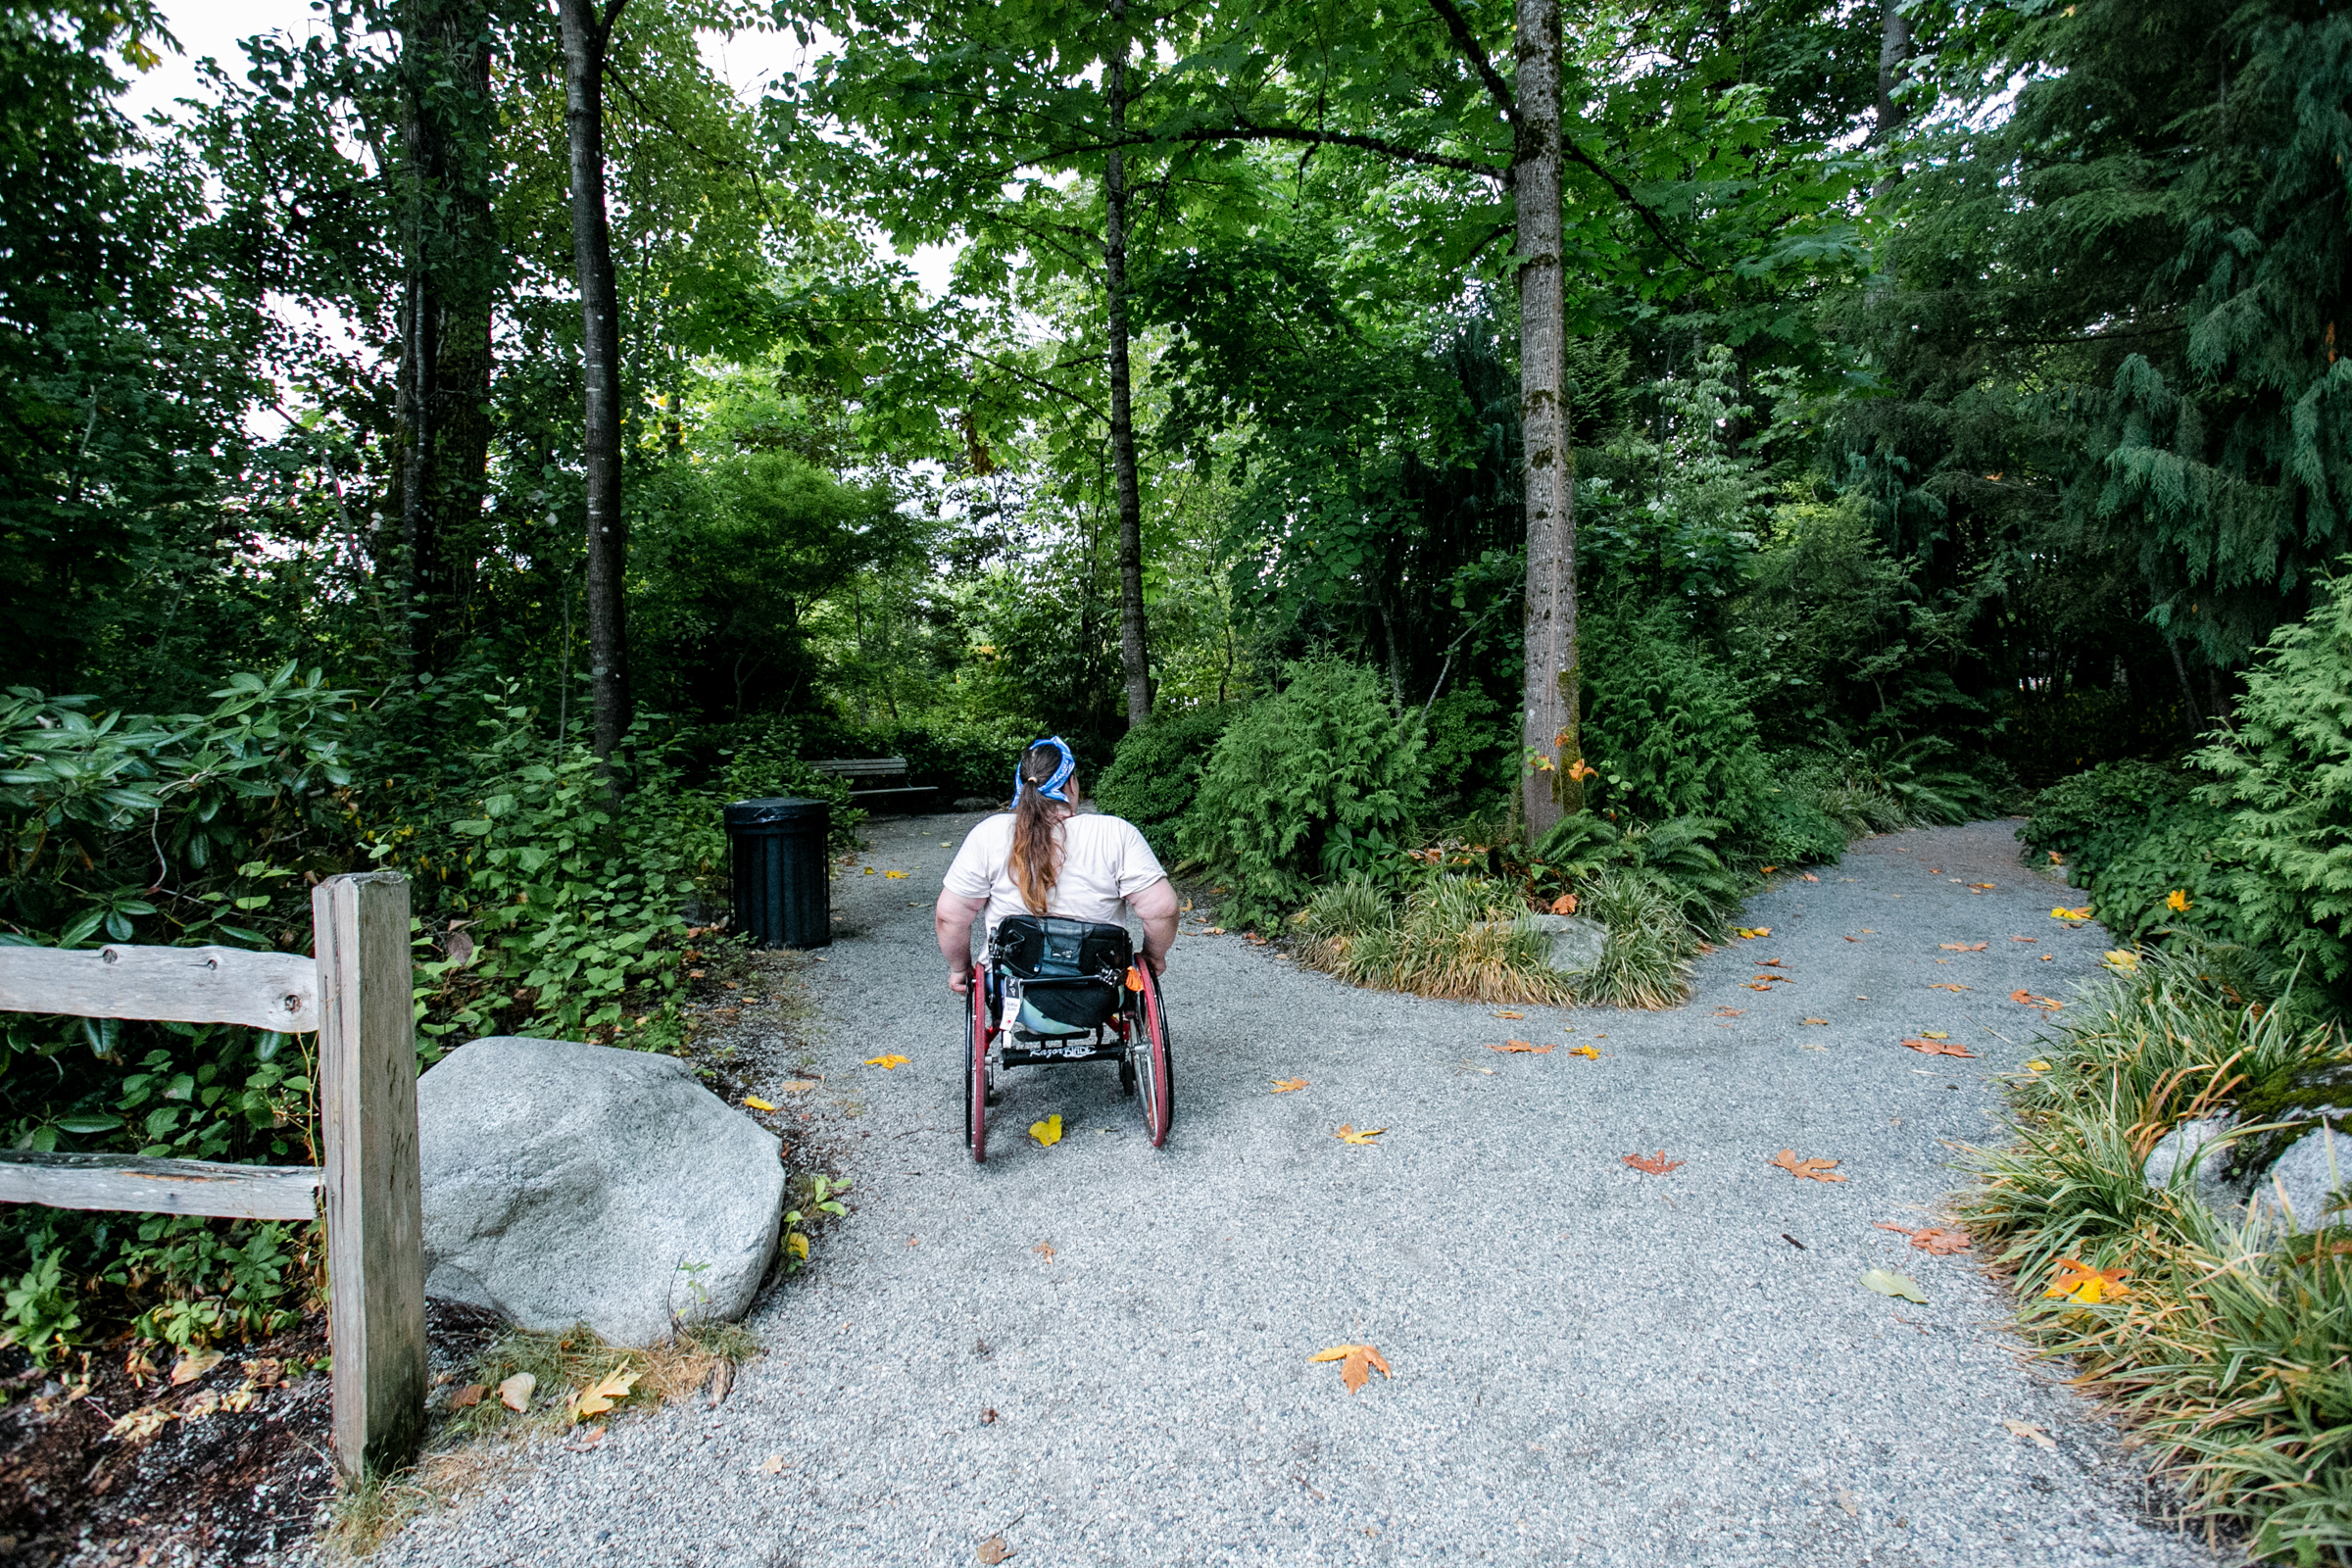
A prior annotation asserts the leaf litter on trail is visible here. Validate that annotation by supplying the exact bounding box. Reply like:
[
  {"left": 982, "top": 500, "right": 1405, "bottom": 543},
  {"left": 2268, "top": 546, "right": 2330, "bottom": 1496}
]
[
  {"left": 1770, "top": 1149, "right": 1847, "bottom": 1183},
  {"left": 569, "top": 1366, "right": 639, "bottom": 1423},
  {"left": 1902, "top": 1037, "right": 1977, "bottom": 1058},
  {"left": 1309, "top": 1344, "right": 1393, "bottom": 1394},
  {"left": 2004, "top": 1418, "right": 2057, "bottom": 1451},
  {"left": 1490, "top": 1040, "right": 1554, "bottom": 1054},
  {"left": 1029, "top": 1114, "right": 1063, "bottom": 1148},
  {"left": 743, "top": 1097, "right": 778, "bottom": 1112},
  {"left": 1271, "top": 1078, "right": 1308, "bottom": 1094},
  {"left": 1623, "top": 1151, "right": 1683, "bottom": 1175},
  {"left": 2011, "top": 990, "right": 2063, "bottom": 1010},
  {"left": 1735, "top": 927, "right": 1771, "bottom": 939},
  {"left": 864, "top": 1054, "right": 910, "bottom": 1069},
  {"left": 1567, "top": 1045, "right": 1601, "bottom": 1059},
  {"left": 1860, "top": 1269, "right": 1928, "bottom": 1304},
  {"left": 978, "top": 1536, "right": 1012, "bottom": 1565},
  {"left": 1334, "top": 1124, "right": 1385, "bottom": 1145},
  {"left": 1928, "top": 983, "right": 1971, "bottom": 992},
  {"left": 1492, "top": 1010, "right": 1525, "bottom": 1019},
  {"left": 1940, "top": 942, "right": 1988, "bottom": 952},
  {"left": 1874, "top": 1222, "right": 1971, "bottom": 1254},
  {"left": 498, "top": 1372, "right": 535, "bottom": 1412}
]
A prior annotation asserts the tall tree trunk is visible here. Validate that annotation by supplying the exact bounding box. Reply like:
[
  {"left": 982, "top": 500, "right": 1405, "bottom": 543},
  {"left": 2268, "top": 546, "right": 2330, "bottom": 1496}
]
[
  {"left": 1516, "top": 0, "right": 1579, "bottom": 840},
  {"left": 1106, "top": 8, "right": 1152, "bottom": 731},
  {"left": 1875, "top": 0, "right": 1912, "bottom": 138},
  {"left": 560, "top": 0, "right": 630, "bottom": 766},
  {"left": 392, "top": 0, "right": 497, "bottom": 674}
]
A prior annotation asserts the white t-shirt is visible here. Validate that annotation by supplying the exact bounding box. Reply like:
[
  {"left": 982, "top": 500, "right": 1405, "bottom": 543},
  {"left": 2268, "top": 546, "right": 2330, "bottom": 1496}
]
[{"left": 942, "top": 809, "right": 1168, "bottom": 937}]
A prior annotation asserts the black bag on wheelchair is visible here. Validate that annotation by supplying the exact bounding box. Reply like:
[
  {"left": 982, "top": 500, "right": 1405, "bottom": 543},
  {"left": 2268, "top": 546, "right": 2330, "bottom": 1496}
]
[{"left": 991, "top": 915, "right": 1132, "bottom": 1032}]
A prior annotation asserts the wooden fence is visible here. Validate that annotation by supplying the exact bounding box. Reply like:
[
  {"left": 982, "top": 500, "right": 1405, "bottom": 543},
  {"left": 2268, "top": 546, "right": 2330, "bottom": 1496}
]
[{"left": 0, "top": 872, "right": 425, "bottom": 1478}]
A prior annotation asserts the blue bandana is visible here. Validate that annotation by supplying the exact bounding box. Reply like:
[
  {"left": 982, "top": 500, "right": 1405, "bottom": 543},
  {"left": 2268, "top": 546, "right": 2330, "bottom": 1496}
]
[{"left": 1013, "top": 736, "right": 1077, "bottom": 805}]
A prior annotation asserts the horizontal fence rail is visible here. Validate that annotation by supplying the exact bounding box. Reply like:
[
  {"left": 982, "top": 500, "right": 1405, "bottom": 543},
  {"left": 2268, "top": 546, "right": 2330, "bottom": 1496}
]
[
  {"left": 0, "top": 1150, "right": 319, "bottom": 1221},
  {"left": 0, "top": 943, "right": 318, "bottom": 1033}
]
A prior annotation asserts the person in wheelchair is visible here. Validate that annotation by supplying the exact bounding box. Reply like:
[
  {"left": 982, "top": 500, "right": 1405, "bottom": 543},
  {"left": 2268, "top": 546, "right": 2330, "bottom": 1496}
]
[{"left": 933, "top": 736, "right": 1178, "bottom": 1022}]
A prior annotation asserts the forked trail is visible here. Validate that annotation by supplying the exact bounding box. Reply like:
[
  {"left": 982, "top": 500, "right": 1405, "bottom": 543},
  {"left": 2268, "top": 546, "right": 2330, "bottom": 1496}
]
[{"left": 361, "top": 816, "right": 2226, "bottom": 1568}]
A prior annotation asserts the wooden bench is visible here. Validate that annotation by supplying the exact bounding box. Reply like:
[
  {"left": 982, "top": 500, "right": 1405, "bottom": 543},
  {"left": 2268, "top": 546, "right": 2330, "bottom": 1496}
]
[
  {"left": 808, "top": 757, "right": 938, "bottom": 810},
  {"left": 0, "top": 873, "right": 424, "bottom": 1480}
]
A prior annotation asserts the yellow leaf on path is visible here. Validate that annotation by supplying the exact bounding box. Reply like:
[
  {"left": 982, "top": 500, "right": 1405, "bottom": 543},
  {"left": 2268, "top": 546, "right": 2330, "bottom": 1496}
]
[
  {"left": 498, "top": 1372, "right": 536, "bottom": 1412},
  {"left": 1493, "top": 1010, "right": 1524, "bottom": 1019},
  {"left": 570, "top": 1367, "right": 640, "bottom": 1422},
  {"left": 864, "top": 1054, "right": 909, "bottom": 1069},
  {"left": 1029, "top": 1113, "right": 1063, "bottom": 1148},
  {"left": 786, "top": 1233, "right": 808, "bottom": 1259},
  {"left": 1333, "top": 1124, "right": 1386, "bottom": 1145},
  {"left": 1309, "top": 1344, "right": 1393, "bottom": 1394},
  {"left": 884, "top": 869, "right": 909, "bottom": 879},
  {"left": 1489, "top": 1040, "right": 1554, "bottom": 1054},
  {"left": 1271, "top": 1077, "right": 1308, "bottom": 1093},
  {"left": 1567, "top": 1045, "right": 1601, "bottom": 1059},
  {"left": 2004, "top": 1418, "right": 2057, "bottom": 1451},
  {"left": 1735, "top": 927, "right": 1771, "bottom": 939},
  {"left": 1921, "top": 1030, "right": 1949, "bottom": 1039},
  {"left": 743, "top": 1097, "right": 778, "bottom": 1112},
  {"left": 2052, "top": 906, "right": 2091, "bottom": 921}
]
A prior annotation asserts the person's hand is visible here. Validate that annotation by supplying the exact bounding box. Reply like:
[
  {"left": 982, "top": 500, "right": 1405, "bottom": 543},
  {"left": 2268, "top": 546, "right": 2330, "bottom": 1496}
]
[
  {"left": 949, "top": 965, "right": 970, "bottom": 997},
  {"left": 1145, "top": 950, "right": 1167, "bottom": 977}
]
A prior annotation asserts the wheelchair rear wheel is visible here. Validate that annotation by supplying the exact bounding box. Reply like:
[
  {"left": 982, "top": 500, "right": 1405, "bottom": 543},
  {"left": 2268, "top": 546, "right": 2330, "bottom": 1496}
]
[
  {"left": 963, "top": 966, "right": 992, "bottom": 1162},
  {"left": 1134, "top": 964, "right": 1174, "bottom": 1148}
]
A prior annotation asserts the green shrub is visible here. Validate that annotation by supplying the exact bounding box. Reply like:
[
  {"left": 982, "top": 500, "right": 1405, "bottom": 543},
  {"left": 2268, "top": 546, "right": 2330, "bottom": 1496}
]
[
  {"left": 708, "top": 713, "right": 862, "bottom": 852},
  {"left": 1416, "top": 686, "right": 1515, "bottom": 826},
  {"left": 2200, "top": 570, "right": 2352, "bottom": 992},
  {"left": 1583, "top": 601, "right": 1773, "bottom": 827},
  {"left": 1093, "top": 703, "right": 1241, "bottom": 858},
  {"left": 1181, "top": 660, "right": 1427, "bottom": 926},
  {"left": 2019, "top": 760, "right": 2193, "bottom": 876},
  {"left": 1529, "top": 811, "right": 1749, "bottom": 932}
]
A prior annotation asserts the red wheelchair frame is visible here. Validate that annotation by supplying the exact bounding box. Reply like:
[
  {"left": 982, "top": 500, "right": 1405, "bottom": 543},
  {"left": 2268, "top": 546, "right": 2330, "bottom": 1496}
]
[{"left": 963, "top": 958, "right": 1172, "bottom": 1162}]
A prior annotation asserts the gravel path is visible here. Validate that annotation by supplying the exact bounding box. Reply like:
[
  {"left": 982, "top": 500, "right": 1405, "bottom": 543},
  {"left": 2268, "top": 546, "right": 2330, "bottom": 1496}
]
[{"left": 366, "top": 815, "right": 2233, "bottom": 1568}]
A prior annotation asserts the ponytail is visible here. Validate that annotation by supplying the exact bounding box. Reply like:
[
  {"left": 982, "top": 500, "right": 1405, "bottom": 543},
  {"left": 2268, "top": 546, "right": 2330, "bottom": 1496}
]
[{"left": 1009, "top": 738, "right": 1079, "bottom": 914}]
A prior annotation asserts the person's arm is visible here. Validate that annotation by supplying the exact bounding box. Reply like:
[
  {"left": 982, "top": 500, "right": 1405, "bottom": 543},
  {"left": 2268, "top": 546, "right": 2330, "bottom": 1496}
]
[
  {"left": 935, "top": 889, "right": 989, "bottom": 994},
  {"left": 1129, "top": 876, "right": 1179, "bottom": 975}
]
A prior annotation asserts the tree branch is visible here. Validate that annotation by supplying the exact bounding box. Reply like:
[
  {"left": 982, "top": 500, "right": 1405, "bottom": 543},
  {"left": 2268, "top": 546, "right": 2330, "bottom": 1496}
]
[
  {"left": 1424, "top": 0, "right": 1517, "bottom": 124},
  {"left": 1177, "top": 119, "right": 1504, "bottom": 181}
]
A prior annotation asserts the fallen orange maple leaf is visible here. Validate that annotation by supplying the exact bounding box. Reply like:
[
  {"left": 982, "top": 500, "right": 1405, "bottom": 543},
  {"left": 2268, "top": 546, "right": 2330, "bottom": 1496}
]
[
  {"left": 1714, "top": 1006, "right": 1745, "bottom": 1017},
  {"left": 1271, "top": 1078, "right": 1308, "bottom": 1094},
  {"left": 2011, "top": 990, "right": 2063, "bottom": 1010},
  {"left": 1333, "top": 1124, "right": 1386, "bottom": 1145},
  {"left": 1901, "top": 1037, "right": 1978, "bottom": 1057},
  {"left": 1490, "top": 1040, "right": 1555, "bottom": 1054},
  {"left": 1874, "top": 1221, "right": 1971, "bottom": 1254},
  {"left": 1929, "top": 982, "right": 1971, "bottom": 992},
  {"left": 1623, "top": 1150, "right": 1683, "bottom": 1175},
  {"left": 1939, "top": 942, "right": 1988, "bottom": 952},
  {"left": 1549, "top": 893, "right": 1579, "bottom": 915},
  {"left": 2044, "top": 1257, "right": 2130, "bottom": 1303},
  {"left": 1309, "top": 1344, "right": 1393, "bottom": 1394},
  {"left": 1770, "top": 1149, "right": 1847, "bottom": 1182}
]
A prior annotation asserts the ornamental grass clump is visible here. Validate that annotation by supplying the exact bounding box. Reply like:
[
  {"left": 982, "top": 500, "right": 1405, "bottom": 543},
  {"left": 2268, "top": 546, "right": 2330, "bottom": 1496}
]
[
  {"left": 1956, "top": 948, "right": 2352, "bottom": 1562},
  {"left": 1298, "top": 875, "right": 1570, "bottom": 1006}
]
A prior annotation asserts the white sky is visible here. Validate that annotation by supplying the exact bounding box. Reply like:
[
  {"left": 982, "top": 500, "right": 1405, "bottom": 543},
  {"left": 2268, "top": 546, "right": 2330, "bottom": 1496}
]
[{"left": 120, "top": 0, "right": 956, "bottom": 294}]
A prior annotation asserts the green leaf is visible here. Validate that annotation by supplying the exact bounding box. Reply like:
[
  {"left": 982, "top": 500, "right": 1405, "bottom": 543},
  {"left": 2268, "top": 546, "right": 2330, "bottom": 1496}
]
[{"left": 1860, "top": 1269, "right": 1927, "bottom": 1304}]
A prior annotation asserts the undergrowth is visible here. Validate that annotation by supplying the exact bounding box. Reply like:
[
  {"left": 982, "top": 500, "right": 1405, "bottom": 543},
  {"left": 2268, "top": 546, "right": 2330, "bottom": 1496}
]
[{"left": 1957, "top": 949, "right": 2352, "bottom": 1563}]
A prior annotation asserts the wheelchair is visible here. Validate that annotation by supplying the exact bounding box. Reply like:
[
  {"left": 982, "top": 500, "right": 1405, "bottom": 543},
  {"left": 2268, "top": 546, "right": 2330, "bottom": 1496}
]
[{"left": 963, "top": 913, "right": 1173, "bottom": 1162}]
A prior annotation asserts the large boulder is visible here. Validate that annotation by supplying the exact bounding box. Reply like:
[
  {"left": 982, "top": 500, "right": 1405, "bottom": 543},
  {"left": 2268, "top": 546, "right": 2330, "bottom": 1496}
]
[
  {"left": 417, "top": 1037, "right": 784, "bottom": 1347},
  {"left": 2143, "top": 1116, "right": 2245, "bottom": 1213},
  {"left": 1515, "top": 913, "right": 1610, "bottom": 977},
  {"left": 2247, "top": 1122, "right": 2352, "bottom": 1232}
]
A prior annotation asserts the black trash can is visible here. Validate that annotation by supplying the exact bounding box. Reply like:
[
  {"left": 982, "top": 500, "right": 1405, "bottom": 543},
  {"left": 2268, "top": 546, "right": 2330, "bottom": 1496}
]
[{"left": 725, "top": 797, "right": 831, "bottom": 949}]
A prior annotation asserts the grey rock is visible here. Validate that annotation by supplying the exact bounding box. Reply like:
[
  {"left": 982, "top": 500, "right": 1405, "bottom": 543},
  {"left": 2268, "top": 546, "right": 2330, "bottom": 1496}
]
[
  {"left": 1514, "top": 912, "right": 1611, "bottom": 976},
  {"left": 417, "top": 1036, "right": 783, "bottom": 1347},
  {"left": 2144, "top": 1115, "right": 2246, "bottom": 1212},
  {"left": 2247, "top": 1122, "right": 2352, "bottom": 1232}
]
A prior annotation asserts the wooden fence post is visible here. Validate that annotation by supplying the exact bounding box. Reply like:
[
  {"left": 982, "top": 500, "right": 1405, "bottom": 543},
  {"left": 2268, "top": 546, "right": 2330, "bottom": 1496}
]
[{"left": 314, "top": 871, "right": 425, "bottom": 1479}]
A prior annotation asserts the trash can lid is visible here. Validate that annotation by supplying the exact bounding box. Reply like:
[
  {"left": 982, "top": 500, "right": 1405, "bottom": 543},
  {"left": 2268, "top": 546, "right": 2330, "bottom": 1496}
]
[{"left": 724, "top": 796, "right": 830, "bottom": 828}]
